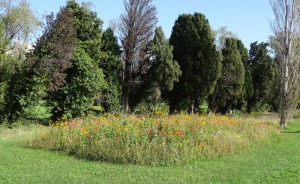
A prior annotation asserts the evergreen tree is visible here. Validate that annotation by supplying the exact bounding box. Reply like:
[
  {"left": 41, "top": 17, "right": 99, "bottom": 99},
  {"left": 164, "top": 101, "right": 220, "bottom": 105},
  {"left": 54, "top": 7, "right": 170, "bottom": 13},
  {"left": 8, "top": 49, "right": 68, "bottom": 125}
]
[
  {"left": 244, "top": 70, "right": 254, "bottom": 111},
  {"left": 231, "top": 39, "right": 249, "bottom": 112},
  {"left": 237, "top": 39, "right": 248, "bottom": 65},
  {"left": 100, "top": 28, "right": 122, "bottom": 112},
  {"left": 46, "top": 1, "right": 106, "bottom": 120},
  {"left": 208, "top": 38, "right": 245, "bottom": 114},
  {"left": 166, "top": 13, "right": 221, "bottom": 114},
  {"left": 129, "top": 26, "right": 181, "bottom": 111},
  {"left": 247, "top": 42, "right": 275, "bottom": 112}
]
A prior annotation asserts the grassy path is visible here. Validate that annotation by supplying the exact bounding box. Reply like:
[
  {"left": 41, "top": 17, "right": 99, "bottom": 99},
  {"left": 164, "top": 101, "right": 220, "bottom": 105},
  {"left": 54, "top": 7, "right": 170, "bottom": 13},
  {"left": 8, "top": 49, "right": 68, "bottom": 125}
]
[{"left": 0, "top": 123, "right": 299, "bottom": 183}]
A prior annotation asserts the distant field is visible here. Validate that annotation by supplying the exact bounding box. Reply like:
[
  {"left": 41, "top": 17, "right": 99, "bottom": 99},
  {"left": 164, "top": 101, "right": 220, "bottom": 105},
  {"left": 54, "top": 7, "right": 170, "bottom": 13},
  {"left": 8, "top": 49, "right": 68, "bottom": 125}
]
[{"left": 30, "top": 102, "right": 103, "bottom": 120}]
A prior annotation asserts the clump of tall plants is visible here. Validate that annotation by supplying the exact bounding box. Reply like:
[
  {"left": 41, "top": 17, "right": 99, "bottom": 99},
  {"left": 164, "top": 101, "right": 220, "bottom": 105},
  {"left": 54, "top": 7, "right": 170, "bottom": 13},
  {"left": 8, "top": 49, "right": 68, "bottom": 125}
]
[{"left": 25, "top": 112, "right": 281, "bottom": 165}]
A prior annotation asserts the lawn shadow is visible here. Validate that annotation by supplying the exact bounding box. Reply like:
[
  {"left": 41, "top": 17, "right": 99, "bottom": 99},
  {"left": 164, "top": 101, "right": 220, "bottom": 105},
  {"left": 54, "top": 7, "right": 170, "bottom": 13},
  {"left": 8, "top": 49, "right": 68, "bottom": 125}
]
[{"left": 281, "top": 130, "right": 300, "bottom": 134}]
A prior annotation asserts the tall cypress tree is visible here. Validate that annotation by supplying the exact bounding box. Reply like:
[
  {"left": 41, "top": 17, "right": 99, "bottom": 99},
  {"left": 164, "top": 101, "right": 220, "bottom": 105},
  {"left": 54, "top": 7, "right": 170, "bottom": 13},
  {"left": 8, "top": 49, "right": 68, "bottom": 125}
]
[
  {"left": 166, "top": 13, "right": 221, "bottom": 114},
  {"left": 208, "top": 38, "right": 245, "bottom": 114},
  {"left": 237, "top": 39, "right": 248, "bottom": 65},
  {"left": 247, "top": 42, "right": 275, "bottom": 112},
  {"left": 244, "top": 70, "right": 254, "bottom": 111}
]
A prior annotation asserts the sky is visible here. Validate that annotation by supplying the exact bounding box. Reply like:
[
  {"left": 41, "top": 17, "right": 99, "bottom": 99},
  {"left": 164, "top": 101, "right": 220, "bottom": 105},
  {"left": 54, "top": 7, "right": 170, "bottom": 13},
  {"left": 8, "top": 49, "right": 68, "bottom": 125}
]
[{"left": 29, "top": 0, "right": 275, "bottom": 50}]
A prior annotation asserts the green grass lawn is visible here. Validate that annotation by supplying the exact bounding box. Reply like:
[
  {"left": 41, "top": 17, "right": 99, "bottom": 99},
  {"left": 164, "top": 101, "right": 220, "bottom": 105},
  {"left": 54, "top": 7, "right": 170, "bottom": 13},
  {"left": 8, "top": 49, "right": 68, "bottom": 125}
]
[
  {"left": 0, "top": 115, "right": 299, "bottom": 183},
  {"left": 30, "top": 102, "right": 104, "bottom": 120}
]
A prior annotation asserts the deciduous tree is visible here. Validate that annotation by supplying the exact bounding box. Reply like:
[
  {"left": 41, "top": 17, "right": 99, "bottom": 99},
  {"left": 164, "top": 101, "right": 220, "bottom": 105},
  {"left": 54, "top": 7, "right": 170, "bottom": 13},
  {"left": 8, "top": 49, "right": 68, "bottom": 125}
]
[
  {"left": 269, "top": 0, "right": 300, "bottom": 128},
  {"left": 0, "top": 0, "right": 43, "bottom": 48},
  {"left": 119, "top": 0, "right": 158, "bottom": 113}
]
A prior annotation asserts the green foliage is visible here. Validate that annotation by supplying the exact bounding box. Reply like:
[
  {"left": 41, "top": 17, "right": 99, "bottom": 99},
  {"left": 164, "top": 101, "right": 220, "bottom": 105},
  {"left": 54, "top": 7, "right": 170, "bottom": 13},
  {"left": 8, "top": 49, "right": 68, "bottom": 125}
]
[
  {"left": 147, "top": 26, "right": 182, "bottom": 91},
  {"left": 47, "top": 47, "right": 106, "bottom": 119},
  {"left": 208, "top": 38, "right": 245, "bottom": 114},
  {"left": 237, "top": 39, "right": 249, "bottom": 65},
  {"left": 28, "top": 7, "right": 77, "bottom": 92},
  {"left": 0, "top": 21, "right": 11, "bottom": 110},
  {"left": 244, "top": 71, "right": 254, "bottom": 101},
  {"left": 0, "top": 67, "right": 45, "bottom": 123},
  {"left": 0, "top": 0, "right": 42, "bottom": 44},
  {"left": 247, "top": 42, "right": 276, "bottom": 112},
  {"left": 242, "top": 70, "right": 254, "bottom": 111},
  {"left": 100, "top": 28, "right": 122, "bottom": 112},
  {"left": 166, "top": 13, "right": 221, "bottom": 113},
  {"left": 46, "top": 1, "right": 106, "bottom": 120},
  {"left": 129, "top": 26, "right": 181, "bottom": 110},
  {"left": 0, "top": 20, "right": 44, "bottom": 124}
]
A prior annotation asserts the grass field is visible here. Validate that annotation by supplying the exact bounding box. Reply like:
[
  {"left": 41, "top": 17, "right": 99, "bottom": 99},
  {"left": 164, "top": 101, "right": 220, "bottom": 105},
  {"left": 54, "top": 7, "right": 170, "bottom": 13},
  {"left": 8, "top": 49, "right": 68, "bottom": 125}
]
[
  {"left": 29, "top": 101, "right": 103, "bottom": 120},
  {"left": 0, "top": 111, "right": 299, "bottom": 183}
]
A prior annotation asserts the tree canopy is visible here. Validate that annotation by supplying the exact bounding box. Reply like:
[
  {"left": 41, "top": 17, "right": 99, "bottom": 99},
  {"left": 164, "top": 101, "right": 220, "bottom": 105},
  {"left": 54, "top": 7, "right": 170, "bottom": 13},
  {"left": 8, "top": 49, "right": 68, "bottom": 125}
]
[
  {"left": 166, "top": 12, "right": 221, "bottom": 114},
  {"left": 208, "top": 38, "right": 245, "bottom": 114},
  {"left": 46, "top": 0, "right": 106, "bottom": 120}
]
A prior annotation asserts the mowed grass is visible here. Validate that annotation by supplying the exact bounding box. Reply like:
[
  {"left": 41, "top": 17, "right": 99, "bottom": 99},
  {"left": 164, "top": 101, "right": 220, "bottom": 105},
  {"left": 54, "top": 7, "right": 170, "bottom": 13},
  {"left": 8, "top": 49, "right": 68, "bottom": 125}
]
[
  {"left": 0, "top": 112, "right": 300, "bottom": 183},
  {"left": 29, "top": 101, "right": 104, "bottom": 120}
]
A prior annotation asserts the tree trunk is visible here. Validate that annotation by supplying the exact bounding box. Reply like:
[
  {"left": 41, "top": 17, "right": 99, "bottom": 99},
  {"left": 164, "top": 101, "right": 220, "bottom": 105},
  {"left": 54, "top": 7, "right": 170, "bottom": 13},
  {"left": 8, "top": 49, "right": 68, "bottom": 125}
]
[
  {"left": 122, "top": 57, "right": 131, "bottom": 114},
  {"left": 209, "top": 109, "right": 216, "bottom": 116},
  {"left": 52, "top": 108, "right": 64, "bottom": 122},
  {"left": 122, "top": 88, "right": 128, "bottom": 114},
  {"left": 189, "top": 100, "right": 194, "bottom": 115},
  {"left": 280, "top": 0, "right": 293, "bottom": 128},
  {"left": 280, "top": 108, "right": 290, "bottom": 128}
]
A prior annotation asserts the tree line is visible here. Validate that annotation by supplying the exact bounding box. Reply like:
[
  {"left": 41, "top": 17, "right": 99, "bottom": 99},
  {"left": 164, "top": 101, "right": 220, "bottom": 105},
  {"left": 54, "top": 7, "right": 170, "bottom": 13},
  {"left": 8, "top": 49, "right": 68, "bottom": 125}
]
[{"left": 0, "top": 0, "right": 293, "bottom": 126}]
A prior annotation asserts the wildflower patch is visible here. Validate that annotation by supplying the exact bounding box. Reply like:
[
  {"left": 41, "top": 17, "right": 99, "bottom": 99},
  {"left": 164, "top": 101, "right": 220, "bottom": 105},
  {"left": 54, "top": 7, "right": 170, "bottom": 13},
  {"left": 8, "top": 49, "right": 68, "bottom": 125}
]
[{"left": 25, "top": 113, "right": 281, "bottom": 165}]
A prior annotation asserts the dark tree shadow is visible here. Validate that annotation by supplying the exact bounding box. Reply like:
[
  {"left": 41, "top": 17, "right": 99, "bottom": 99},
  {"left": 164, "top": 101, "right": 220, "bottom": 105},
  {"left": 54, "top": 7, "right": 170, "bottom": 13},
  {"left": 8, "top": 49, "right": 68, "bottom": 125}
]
[{"left": 282, "top": 130, "right": 300, "bottom": 134}]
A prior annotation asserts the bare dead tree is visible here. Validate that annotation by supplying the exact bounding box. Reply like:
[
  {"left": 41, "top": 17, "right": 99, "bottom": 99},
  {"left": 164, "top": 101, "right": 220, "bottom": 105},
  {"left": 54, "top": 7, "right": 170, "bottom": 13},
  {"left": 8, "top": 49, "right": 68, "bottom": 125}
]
[
  {"left": 269, "top": 0, "right": 300, "bottom": 128},
  {"left": 119, "top": 0, "right": 157, "bottom": 113}
]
